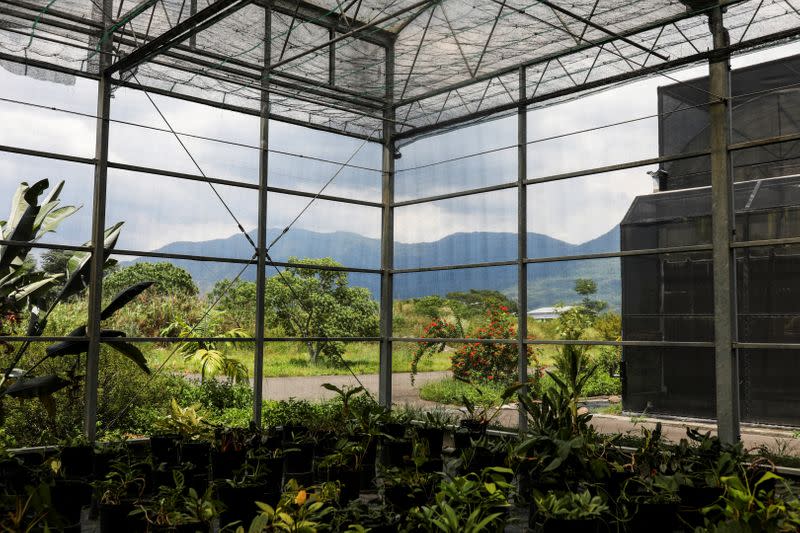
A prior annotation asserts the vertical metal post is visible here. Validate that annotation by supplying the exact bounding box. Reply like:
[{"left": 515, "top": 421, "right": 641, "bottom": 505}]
[
  {"left": 329, "top": 27, "right": 336, "bottom": 86},
  {"left": 85, "top": 0, "right": 114, "bottom": 442},
  {"left": 190, "top": 0, "right": 198, "bottom": 48},
  {"left": 253, "top": 3, "right": 271, "bottom": 426},
  {"left": 517, "top": 66, "right": 529, "bottom": 432},
  {"left": 709, "top": 4, "right": 740, "bottom": 443},
  {"left": 379, "top": 42, "right": 395, "bottom": 408}
]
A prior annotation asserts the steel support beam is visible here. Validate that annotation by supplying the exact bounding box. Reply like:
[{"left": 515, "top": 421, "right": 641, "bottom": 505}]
[
  {"left": 107, "top": 0, "right": 253, "bottom": 75},
  {"left": 708, "top": 5, "right": 740, "bottom": 444},
  {"left": 253, "top": 3, "right": 271, "bottom": 428},
  {"left": 266, "top": 0, "right": 393, "bottom": 48},
  {"left": 516, "top": 66, "right": 528, "bottom": 433},
  {"left": 265, "top": 0, "right": 431, "bottom": 75},
  {"left": 379, "top": 42, "right": 396, "bottom": 408},
  {"left": 85, "top": 0, "right": 114, "bottom": 442}
]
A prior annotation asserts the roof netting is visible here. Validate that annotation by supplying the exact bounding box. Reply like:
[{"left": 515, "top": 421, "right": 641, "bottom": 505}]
[{"left": 1, "top": 0, "right": 800, "bottom": 140}]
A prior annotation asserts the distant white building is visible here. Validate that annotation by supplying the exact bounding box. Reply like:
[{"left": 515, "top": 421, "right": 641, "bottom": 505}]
[{"left": 527, "top": 306, "right": 574, "bottom": 320}]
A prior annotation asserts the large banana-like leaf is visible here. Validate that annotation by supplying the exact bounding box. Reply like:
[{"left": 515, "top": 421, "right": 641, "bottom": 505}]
[
  {"left": 107, "top": 341, "right": 150, "bottom": 375},
  {"left": 101, "top": 281, "right": 154, "bottom": 320},
  {"left": 0, "top": 180, "right": 49, "bottom": 273},
  {"left": 5, "top": 374, "right": 70, "bottom": 399},
  {"left": 54, "top": 221, "right": 123, "bottom": 303}
]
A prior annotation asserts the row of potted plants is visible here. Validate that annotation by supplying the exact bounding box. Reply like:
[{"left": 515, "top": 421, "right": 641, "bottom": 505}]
[{"left": 2, "top": 374, "right": 800, "bottom": 531}]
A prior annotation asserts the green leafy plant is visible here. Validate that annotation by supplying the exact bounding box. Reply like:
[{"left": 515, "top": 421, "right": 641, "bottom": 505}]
[
  {"left": 534, "top": 489, "right": 608, "bottom": 521},
  {"left": 701, "top": 470, "right": 800, "bottom": 532},
  {"left": 134, "top": 470, "right": 221, "bottom": 527},
  {"left": 239, "top": 479, "right": 336, "bottom": 533},
  {"left": 164, "top": 313, "right": 249, "bottom": 383},
  {"left": 405, "top": 467, "right": 514, "bottom": 533},
  {"left": 154, "top": 398, "right": 214, "bottom": 440}
]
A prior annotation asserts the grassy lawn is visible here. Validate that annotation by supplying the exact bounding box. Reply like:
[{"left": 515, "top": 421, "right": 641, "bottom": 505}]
[{"left": 143, "top": 341, "right": 451, "bottom": 377}]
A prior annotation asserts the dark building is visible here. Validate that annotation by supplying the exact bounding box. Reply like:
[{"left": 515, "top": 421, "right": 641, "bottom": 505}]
[{"left": 621, "top": 54, "right": 800, "bottom": 425}]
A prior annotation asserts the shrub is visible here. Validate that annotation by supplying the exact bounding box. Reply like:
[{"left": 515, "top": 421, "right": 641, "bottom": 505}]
[
  {"left": 450, "top": 306, "right": 537, "bottom": 385},
  {"left": 103, "top": 262, "right": 198, "bottom": 298}
]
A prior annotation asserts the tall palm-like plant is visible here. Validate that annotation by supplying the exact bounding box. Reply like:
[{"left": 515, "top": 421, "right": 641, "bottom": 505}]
[{"left": 0, "top": 180, "right": 154, "bottom": 415}]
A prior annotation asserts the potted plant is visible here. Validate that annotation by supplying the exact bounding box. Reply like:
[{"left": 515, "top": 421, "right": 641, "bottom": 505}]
[
  {"left": 216, "top": 450, "right": 284, "bottom": 527},
  {"left": 379, "top": 462, "right": 437, "bottom": 512},
  {"left": 413, "top": 408, "right": 456, "bottom": 459},
  {"left": 93, "top": 461, "right": 146, "bottom": 533},
  {"left": 133, "top": 470, "right": 221, "bottom": 532},
  {"left": 532, "top": 490, "right": 608, "bottom": 533},
  {"left": 620, "top": 474, "right": 681, "bottom": 533},
  {"left": 317, "top": 438, "right": 368, "bottom": 503}
]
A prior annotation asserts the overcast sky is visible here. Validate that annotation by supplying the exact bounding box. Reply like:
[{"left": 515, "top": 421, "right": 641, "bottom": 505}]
[{"left": 1, "top": 41, "right": 799, "bottom": 254}]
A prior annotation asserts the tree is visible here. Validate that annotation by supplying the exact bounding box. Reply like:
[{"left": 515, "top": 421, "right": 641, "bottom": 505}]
[
  {"left": 573, "top": 278, "right": 607, "bottom": 315},
  {"left": 208, "top": 279, "right": 258, "bottom": 330},
  {"left": 264, "top": 257, "right": 379, "bottom": 365},
  {"left": 39, "top": 249, "right": 72, "bottom": 276},
  {"left": 103, "top": 262, "right": 198, "bottom": 298},
  {"left": 445, "top": 289, "right": 518, "bottom": 318}
]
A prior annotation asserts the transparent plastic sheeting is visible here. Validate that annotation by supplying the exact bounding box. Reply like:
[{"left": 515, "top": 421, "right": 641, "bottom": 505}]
[{"left": 2, "top": 0, "right": 800, "bottom": 138}]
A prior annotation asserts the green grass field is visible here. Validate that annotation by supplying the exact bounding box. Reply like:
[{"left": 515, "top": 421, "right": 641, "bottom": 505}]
[{"left": 143, "top": 341, "right": 452, "bottom": 377}]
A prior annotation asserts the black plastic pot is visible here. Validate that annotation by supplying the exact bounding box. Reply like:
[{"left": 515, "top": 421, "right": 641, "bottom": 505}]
[
  {"left": 0, "top": 458, "right": 28, "bottom": 492},
  {"left": 180, "top": 441, "right": 210, "bottom": 472},
  {"left": 260, "top": 457, "right": 284, "bottom": 494},
  {"left": 284, "top": 442, "right": 314, "bottom": 474},
  {"left": 51, "top": 479, "right": 93, "bottom": 528},
  {"left": 381, "top": 439, "right": 412, "bottom": 468},
  {"left": 628, "top": 501, "right": 679, "bottom": 532},
  {"left": 452, "top": 426, "right": 484, "bottom": 450},
  {"left": 211, "top": 448, "right": 247, "bottom": 480},
  {"left": 284, "top": 470, "right": 313, "bottom": 487},
  {"left": 218, "top": 484, "right": 268, "bottom": 526},
  {"left": 60, "top": 445, "right": 94, "bottom": 479},
  {"left": 383, "top": 484, "right": 430, "bottom": 512},
  {"left": 150, "top": 435, "right": 181, "bottom": 465},
  {"left": 415, "top": 427, "right": 444, "bottom": 458},
  {"left": 281, "top": 425, "right": 309, "bottom": 443},
  {"left": 380, "top": 422, "right": 407, "bottom": 440},
  {"left": 327, "top": 467, "right": 362, "bottom": 503},
  {"left": 360, "top": 462, "right": 376, "bottom": 490},
  {"left": 99, "top": 500, "right": 135, "bottom": 533},
  {"left": 679, "top": 485, "right": 723, "bottom": 528}
]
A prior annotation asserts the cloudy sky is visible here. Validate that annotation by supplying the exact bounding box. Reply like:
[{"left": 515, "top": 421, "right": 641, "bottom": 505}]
[{"left": 1, "top": 41, "right": 799, "bottom": 256}]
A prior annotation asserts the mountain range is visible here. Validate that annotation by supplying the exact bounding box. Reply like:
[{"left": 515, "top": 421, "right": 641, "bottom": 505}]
[{"left": 127, "top": 226, "right": 622, "bottom": 311}]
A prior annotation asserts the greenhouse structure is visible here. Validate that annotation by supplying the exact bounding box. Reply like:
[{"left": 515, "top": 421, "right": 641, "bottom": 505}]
[{"left": 3, "top": 0, "right": 800, "bottom": 529}]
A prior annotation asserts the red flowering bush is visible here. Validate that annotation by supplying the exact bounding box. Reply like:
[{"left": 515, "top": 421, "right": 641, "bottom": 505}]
[
  {"left": 450, "top": 306, "right": 537, "bottom": 385},
  {"left": 411, "top": 306, "right": 539, "bottom": 386}
]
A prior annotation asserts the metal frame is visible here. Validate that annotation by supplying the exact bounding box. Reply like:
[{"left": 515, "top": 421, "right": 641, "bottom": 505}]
[
  {"left": 253, "top": 3, "right": 271, "bottom": 427},
  {"left": 3, "top": 0, "right": 799, "bottom": 443},
  {"left": 379, "top": 39, "right": 395, "bottom": 408},
  {"left": 708, "top": 5, "right": 740, "bottom": 443},
  {"left": 84, "top": 0, "right": 113, "bottom": 441}
]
